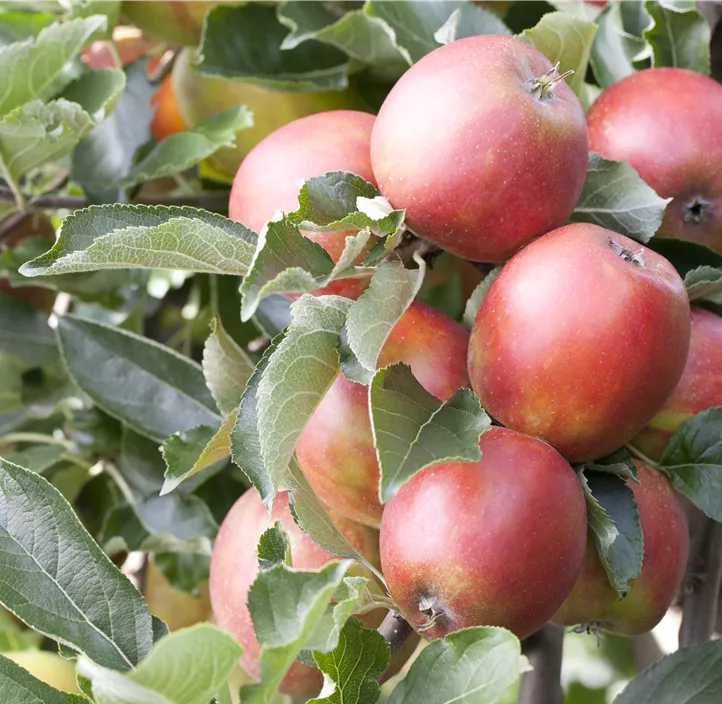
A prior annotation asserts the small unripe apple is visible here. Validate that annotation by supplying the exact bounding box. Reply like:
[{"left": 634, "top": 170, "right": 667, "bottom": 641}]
[
  {"left": 5, "top": 651, "right": 80, "bottom": 693},
  {"left": 553, "top": 461, "right": 689, "bottom": 635},
  {"left": 380, "top": 427, "right": 587, "bottom": 640},
  {"left": 632, "top": 307, "right": 722, "bottom": 461},
  {"left": 371, "top": 34, "right": 588, "bottom": 263},
  {"left": 296, "top": 302, "right": 470, "bottom": 528},
  {"left": 468, "top": 223, "right": 691, "bottom": 463},
  {"left": 229, "top": 110, "right": 376, "bottom": 299},
  {"left": 587, "top": 68, "right": 722, "bottom": 253},
  {"left": 209, "top": 489, "right": 380, "bottom": 699}
]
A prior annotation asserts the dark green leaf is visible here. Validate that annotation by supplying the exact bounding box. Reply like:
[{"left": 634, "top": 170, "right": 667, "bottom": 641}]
[
  {"left": 0, "top": 653, "right": 84, "bottom": 703},
  {"left": 582, "top": 447, "right": 639, "bottom": 482},
  {"left": 0, "top": 290, "right": 57, "bottom": 368}
]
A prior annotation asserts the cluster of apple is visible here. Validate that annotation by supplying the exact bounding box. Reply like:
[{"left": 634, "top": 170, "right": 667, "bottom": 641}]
[{"left": 206, "top": 34, "right": 721, "bottom": 698}]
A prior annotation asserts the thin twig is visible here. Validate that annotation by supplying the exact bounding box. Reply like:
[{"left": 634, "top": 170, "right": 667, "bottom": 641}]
[
  {"left": 625, "top": 443, "right": 661, "bottom": 468},
  {"left": 377, "top": 610, "right": 414, "bottom": 665},
  {"left": 0, "top": 210, "right": 32, "bottom": 243},
  {"left": 517, "top": 624, "right": 564, "bottom": 704}
]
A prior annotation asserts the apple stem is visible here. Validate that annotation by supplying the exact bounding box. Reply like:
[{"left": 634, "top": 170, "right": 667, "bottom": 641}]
[
  {"left": 377, "top": 610, "right": 414, "bottom": 665},
  {"left": 517, "top": 624, "right": 564, "bottom": 704},
  {"left": 625, "top": 444, "right": 661, "bottom": 469},
  {"left": 526, "top": 63, "right": 575, "bottom": 100}
]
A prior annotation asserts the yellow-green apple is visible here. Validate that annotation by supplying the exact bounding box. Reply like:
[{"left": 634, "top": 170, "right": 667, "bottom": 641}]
[
  {"left": 370, "top": 34, "right": 588, "bottom": 263},
  {"left": 121, "top": 1, "right": 218, "bottom": 46},
  {"left": 5, "top": 651, "right": 80, "bottom": 693},
  {"left": 296, "top": 302, "right": 470, "bottom": 528},
  {"left": 380, "top": 426, "right": 587, "bottom": 640},
  {"left": 468, "top": 223, "right": 691, "bottom": 463},
  {"left": 587, "top": 68, "right": 722, "bottom": 253},
  {"left": 553, "top": 461, "right": 688, "bottom": 635}
]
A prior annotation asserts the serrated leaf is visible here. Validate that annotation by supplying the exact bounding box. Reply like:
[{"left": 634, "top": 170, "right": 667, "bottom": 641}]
[
  {"left": 0, "top": 457, "right": 153, "bottom": 669},
  {"left": 660, "top": 407, "right": 722, "bottom": 520},
  {"left": 257, "top": 522, "right": 292, "bottom": 570},
  {"left": 578, "top": 469, "right": 643, "bottom": 597},
  {"left": 615, "top": 638, "right": 722, "bottom": 703},
  {"left": 20, "top": 204, "right": 256, "bottom": 277},
  {"left": 0, "top": 14, "right": 106, "bottom": 116},
  {"left": 371, "top": 364, "right": 490, "bottom": 503},
  {"left": 56, "top": 315, "right": 220, "bottom": 442},
  {"left": 519, "top": 11, "right": 597, "bottom": 96},
  {"left": 197, "top": 4, "right": 349, "bottom": 92},
  {"left": 582, "top": 447, "right": 639, "bottom": 482},
  {"left": 388, "top": 627, "right": 529, "bottom": 704},
  {"left": 463, "top": 267, "right": 501, "bottom": 330},
  {"left": 570, "top": 153, "right": 672, "bottom": 243},
  {"left": 310, "top": 618, "right": 389, "bottom": 704},
  {"left": 203, "top": 316, "right": 254, "bottom": 416},
  {"left": 343, "top": 259, "right": 426, "bottom": 381},
  {"left": 0, "top": 289, "right": 57, "bottom": 368},
  {"left": 61, "top": 66, "right": 126, "bottom": 120},
  {"left": 78, "top": 624, "right": 243, "bottom": 704},
  {"left": 644, "top": 0, "right": 710, "bottom": 74},
  {"left": 0, "top": 653, "right": 84, "bottom": 703},
  {"left": 683, "top": 266, "right": 722, "bottom": 301},
  {"left": 118, "top": 106, "right": 253, "bottom": 187}
]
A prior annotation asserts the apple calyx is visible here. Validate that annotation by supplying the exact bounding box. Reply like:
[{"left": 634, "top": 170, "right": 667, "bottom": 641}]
[
  {"left": 417, "top": 595, "right": 446, "bottom": 632},
  {"left": 526, "top": 62, "right": 574, "bottom": 100},
  {"left": 572, "top": 621, "right": 605, "bottom": 645},
  {"left": 609, "top": 237, "right": 645, "bottom": 268},
  {"left": 683, "top": 196, "right": 714, "bottom": 225}
]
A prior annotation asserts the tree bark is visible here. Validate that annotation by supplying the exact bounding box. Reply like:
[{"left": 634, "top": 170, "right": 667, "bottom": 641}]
[{"left": 517, "top": 624, "right": 564, "bottom": 704}]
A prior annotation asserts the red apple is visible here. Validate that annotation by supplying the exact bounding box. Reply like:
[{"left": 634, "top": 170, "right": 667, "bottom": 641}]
[
  {"left": 209, "top": 489, "right": 380, "bottom": 699},
  {"left": 296, "top": 302, "right": 470, "bottom": 529},
  {"left": 468, "top": 223, "right": 691, "bottom": 463},
  {"left": 150, "top": 75, "right": 187, "bottom": 142},
  {"left": 229, "top": 110, "right": 376, "bottom": 299},
  {"left": 553, "top": 461, "right": 688, "bottom": 635},
  {"left": 380, "top": 426, "right": 587, "bottom": 640},
  {"left": 587, "top": 68, "right": 722, "bottom": 253},
  {"left": 632, "top": 307, "right": 722, "bottom": 461},
  {"left": 370, "top": 34, "right": 588, "bottom": 263}
]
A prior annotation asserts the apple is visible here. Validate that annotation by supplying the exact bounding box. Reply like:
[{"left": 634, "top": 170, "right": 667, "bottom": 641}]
[
  {"left": 121, "top": 1, "right": 218, "bottom": 46},
  {"left": 172, "top": 49, "right": 368, "bottom": 182},
  {"left": 82, "top": 26, "right": 156, "bottom": 69},
  {"left": 587, "top": 68, "right": 722, "bottom": 253},
  {"left": 5, "top": 651, "right": 80, "bottom": 693},
  {"left": 209, "top": 488, "right": 380, "bottom": 699},
  {"left": 553, "top": 461, "right": 689, "bottom": 635},
  {"left": 150, "top": 75, "right": 187, "bottom": 142},
  {"left": 632, "top": 307, "right": 722, "bottom": 461},
  {"left": 380, "top": 426, "right": 587, "bottom": 640},
  {"left": 370, "top": 34, "right": 588, "bottom": 263},
  {"left": 296, "top": 301, "right": 470, "bottom": 529},
  {"left": 144, "top": 557, "right": 212, "bottom": 631},
  {"left": 468, "top": 223, "right": 691, "bottom": 463},
  {"left": 229, "top": 110, "right": 376, "bottom": 299}
]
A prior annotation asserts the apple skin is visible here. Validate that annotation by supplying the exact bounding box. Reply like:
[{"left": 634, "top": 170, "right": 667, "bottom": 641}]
[
  {"left": 173, "top": 49, "right": 368, "bottom": 182},
  {"left": 121, "top": 1, "right": 218, "bottom": 46},
  {"left": 5, "top": 651, "right": 81, "bottom": 693},
  {"left": 229, "top": 110, "right": 376, "bottom": 300},
  {"left": 468, "top": 223, "right": 691, "bottom": 463},
  {"left": 632, "top": 307, "right": 722, "bottom": 462},
  {"left": 296, "top": 302, "right": 470, "bottom": 529},
  {"left": 150, "top": 75, "right": 187, "bottom": 142},
  {"left": 553, "top": 461, "right": 689, "bottom": 636},
  {"left": 587, "top": 68, "right": 722, "bottom": 253},
  {"left": 380, "top": 426, "right": 587, "bottom": 641},
  {"left": 370, "top": 34, "right": 588, "bottom": 263},
  {"left": 209, "top": 489, "right": 380, "bottom": 699}
]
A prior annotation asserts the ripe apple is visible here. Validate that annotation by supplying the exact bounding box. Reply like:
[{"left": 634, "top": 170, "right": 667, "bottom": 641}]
[
  {"left": 468, "top": 223, "right": 691, "bottom": 463},
  {"left": 5, "top": 651, "right": 80, "bottom": 693},
  {"left": 209, "top": 489, "right": 380, "bottom": 699},
  {"left": 172, "top": 49, "right": 368, "bottom": 182},
  {"left": 121, "top": 1, "right": 218, "bottom": 46},
  {"left": 296, "top": 302, "right": 470, "bottom": 528},
  {"left": 632, "top": 307, "right": 722, "bottom": 461},
  {"left": 553, "top": 461, "right": 688, "bottom": 635},
  {"left": 82, "top": 27, "right": 156, "bottom": 69},
  {"left": 380, "top": 426, "right": 587, "bottom": 640},
  {"left": 587, "top": 68, "right": 722, "bottom": 253},
  {"left": 370, "top": 34, "right": 588, "bottom": 263},
  {"left": 150, "top": 75, "right": 187, "bottom": 142}
]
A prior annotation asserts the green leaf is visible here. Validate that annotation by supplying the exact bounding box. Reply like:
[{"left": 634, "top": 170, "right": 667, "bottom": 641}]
[
  {"left": 614, "top": 638, "right": 722, "bottom": 703},
  {"left": 463, "top": 267, "right": 501, "bottom": 330},
  {"left": 56, "top": 315, "right": 220, "bottom": 442},
  {"left": 581, "top": 447, "right": 639, "bottom": 482},
  {"left": 197, "top": 4, "right": 350, "bottom": 92},
  {"left": 0, "top": 289, "right": 57, "bottom": 368},
  {"left": 660, "top": 407, "right": 722, "bottom": 520},
  {"left": 570, "top": 153, "right": 672, "bottom": 243},
  {"left": 20, "top": 204, "right": 256, "bottom": 278},
  {"left": 242, "top": 561, "right": 350, "bottom": 704},
  {"left": 370, "top": 363, "right": 490, "bottom": 503},
  {"left": 0, "top": 458, "right": 153, "bottom": 669},
  {"left": 578, "top": 469, "right": 643, "bottom": 597},
  {"left": 3, "top": 443, "right": 66, "bottom": 474},
  {"left": 433, "top": 4, "right": 511, "bottom": 44},
  {"left": 645, "top": 238, "right": 722, "bottom": 278},
  {"left": 0, "top": 653, "right": 84, "bottom": 703},
  {"left": 61, "top": 66, "right": 126, "bottom": 119},
  {"left": 203, "top": 316, "right": 254, "bottom": 416},
  {"left": 253, "top": 294, "right": 292, "bottom": 339},
  {"left": 519, "top": 11, "right": 597, "bottom": 96},
  {"left": 343, "top": 259, "right": 426, "bottom": 383},
  {"left": 643, "top": 0, "right": 710, "bottom": 74},
  {"left": 0, "top": 353, "right": 23, "bottom": 413},
  {"left": 0, "top": 10, "right": 57, "bottom": 47},
  {"left": 118, "top": 106, "right": 254, "bottom": 188},
  {"left": 257, "top": 521, "right": 292, "bottom": 570},
  {"left": 310, "top": 619, "right": 389, "bottom": 704},
  {"left": 0, "top": 14, "right": 106, "bottom": 116},
  {"left": 78, "top": 623, "right": 243, "bottom": 704},
  {"left": 388, "top": 627, "right": 529, "bottom": 704},
  {"left": 683, "top": 266, "right": 722, "bottom": 302}
]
